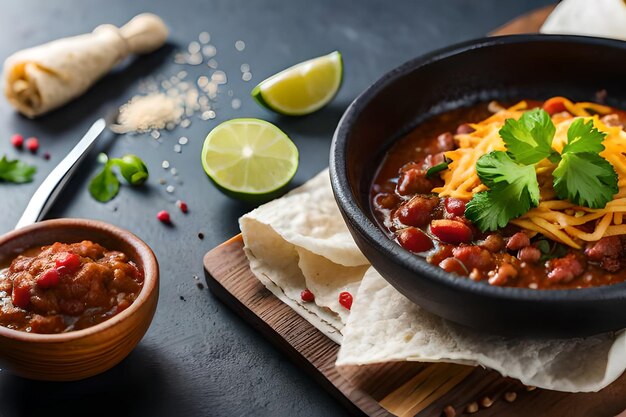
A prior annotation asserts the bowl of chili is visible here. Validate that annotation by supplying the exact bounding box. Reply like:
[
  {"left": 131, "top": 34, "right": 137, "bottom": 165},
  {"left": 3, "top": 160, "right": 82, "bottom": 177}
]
[{"left": 330, "top": 34, "right": 626, "bottom": 337}]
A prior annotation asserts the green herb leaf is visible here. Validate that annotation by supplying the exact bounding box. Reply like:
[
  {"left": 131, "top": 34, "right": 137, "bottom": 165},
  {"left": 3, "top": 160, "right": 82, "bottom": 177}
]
[
  {"left": 465, "top": 151, "right": 540, "bottom": 231},
  {"left": 425, "top": 161, "right": 449, "bottom": 178},
  {"left": 0, "top": 155, "right": 37, "bottom": 183},
  {"left": 553, "top": 152, "right": 618, "bottom": 208},
  {"left": 535, "top": 239, "right": 568, "bottom": 262},
  {"left": 499, "top": 108, "right": 557, "bottom": 165},
  {"left": 89, "top": 163, "right": 120, "bottom": 202},
  {"left": 110, "top": 154, "right": 149, "bottom": 186},
  {"left": 562, "top": 118, "right": 606, "bottom": 155}
]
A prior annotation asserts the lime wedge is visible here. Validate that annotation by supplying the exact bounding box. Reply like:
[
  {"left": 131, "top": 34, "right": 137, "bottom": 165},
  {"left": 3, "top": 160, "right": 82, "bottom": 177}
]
[
  {"left": 251, "top": 51, "right": 343, "bottom": 116},
  {"left": 201, "top": 118, "right": 299, "bottom": 202}
]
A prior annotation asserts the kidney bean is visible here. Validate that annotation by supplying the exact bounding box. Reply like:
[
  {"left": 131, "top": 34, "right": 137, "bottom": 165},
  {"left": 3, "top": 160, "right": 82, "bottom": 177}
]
[
  {"left": 444, "top": 198, "right": 467, "bottom": 217},
  {"left": 517, "top": 246, "right": 541, "bottom": 263},
  {"left": 506, "top": 232, "right": 530, "bottom": 251},
  {"left": 437, "top": 132, "right": 455, "bottom": 151},
  {"left": 396, "top": 168, "right": 433, "bottom": 195},
  {"left": 452, "top": 246, "right": 493, "bottom": 270},
  {"left": 585, "top": 236, "right": 621, "bottom": 261},
  {"left": 439, "top": 257, "right": 468, "bottom": 275},
  {"left": 456, "top": 123, "right": 475, "bottom": 134},
  {"left": 394, "top": 195, "right": 439, "bottom": 227},
  {"left": 479, "top": 234, "right": 504, "bottom": 253},
  {"left": 430, "top": 219, "right": 473, "bottom": 244},
  {"left": 546, "top": 254, "right": 584, "bottom": 283},
  {"left": 397, "top": 227, "right": 433, "bottom": 253}
]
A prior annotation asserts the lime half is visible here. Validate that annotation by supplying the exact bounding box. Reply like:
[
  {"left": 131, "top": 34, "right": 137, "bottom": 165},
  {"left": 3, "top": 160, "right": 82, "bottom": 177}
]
[
  {"left": 201, "top": 118, "right": 299, "bottom": 202},
  {"left": 251, "top": 51, "right": 343, "bottom": 116}
]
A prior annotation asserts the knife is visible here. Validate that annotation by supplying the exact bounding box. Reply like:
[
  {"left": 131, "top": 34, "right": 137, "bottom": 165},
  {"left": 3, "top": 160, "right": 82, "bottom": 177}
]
[{"left": 14, "top": 119, "right": 107, "bottom": 230}]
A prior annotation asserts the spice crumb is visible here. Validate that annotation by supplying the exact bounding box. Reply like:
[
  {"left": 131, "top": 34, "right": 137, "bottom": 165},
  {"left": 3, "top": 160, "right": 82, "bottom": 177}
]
[
  {"left": 442, "top": 405, "right": 455, "bottom": 417},
  {"left": 504, "top": 391, "right": 517, "bottom": 403},
  {"left": 198, "top": 232, "right": 205, "bottom": 240},
  {"left": 196, "top": 282, "right": 205, "bottom": 290},
  {"left": 465, "top": 402, "right": 479, "bottom": 414},
  {"left": 179, "top": 295, "right": 186, "bottom": 301}
]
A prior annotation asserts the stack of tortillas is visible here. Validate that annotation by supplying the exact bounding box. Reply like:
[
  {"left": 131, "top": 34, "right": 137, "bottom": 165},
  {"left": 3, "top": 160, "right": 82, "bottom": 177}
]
[
  {"left": 240, "top": 171, "right": 626, "bottom": 392},
  {"left": 2, "top": 13, "right": 168, "bottom": 118}
]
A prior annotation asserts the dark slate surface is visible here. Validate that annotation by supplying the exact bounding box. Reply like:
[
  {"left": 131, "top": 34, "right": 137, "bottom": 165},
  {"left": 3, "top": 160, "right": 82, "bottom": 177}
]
[{"left": 0, "top": 1, "right": 552, "bottom": 415}]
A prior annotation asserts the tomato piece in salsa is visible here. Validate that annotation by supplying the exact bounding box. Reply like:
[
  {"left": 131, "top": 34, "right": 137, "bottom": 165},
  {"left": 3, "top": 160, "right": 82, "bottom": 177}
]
[
  {"left": 370, "top": 101, "right": 626, "bottom": 290},
  {"left": 0, "top": 241, "right": 143, "bottom": 333}
]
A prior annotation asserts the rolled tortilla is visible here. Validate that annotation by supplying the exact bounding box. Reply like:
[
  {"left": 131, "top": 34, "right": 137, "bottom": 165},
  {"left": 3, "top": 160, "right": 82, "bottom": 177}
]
[{"left": 3, "top": 13, "right": 168, "bottom": 118}]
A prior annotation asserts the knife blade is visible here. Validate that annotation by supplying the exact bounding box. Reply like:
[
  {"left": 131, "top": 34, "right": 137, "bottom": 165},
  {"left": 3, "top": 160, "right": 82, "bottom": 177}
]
[{"left": 15, "top": 119, "right": 107, "bottom": 230}]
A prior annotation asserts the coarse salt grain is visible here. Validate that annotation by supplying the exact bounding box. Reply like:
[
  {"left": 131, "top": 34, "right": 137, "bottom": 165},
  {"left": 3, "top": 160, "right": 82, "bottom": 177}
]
[{"left": 112, "top": 94, "right": 184, "bottom": 134}]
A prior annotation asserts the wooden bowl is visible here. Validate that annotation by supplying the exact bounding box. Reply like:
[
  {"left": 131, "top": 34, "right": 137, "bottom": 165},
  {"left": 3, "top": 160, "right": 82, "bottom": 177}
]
[{"left": 0, "top": 218, "right": 159, "bottom": 381}]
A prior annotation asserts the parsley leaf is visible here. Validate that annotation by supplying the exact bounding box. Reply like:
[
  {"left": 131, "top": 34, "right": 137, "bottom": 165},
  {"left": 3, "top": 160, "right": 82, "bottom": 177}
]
[
  {"left": 465, "top": 151, "right": 540, "bottom": 231},
  {"left": 562, "top": 118, "right": 606, "bottom": 154},
  {"left": 499, "top": 108, "right": 557, "bottom": 165},
  {"left": 89, "top": 162, "right": 120, "bottom": 202},
  {"left": 553, "top": 152, "right": 618, "bottom": 208},
  {"left": 0, "top": 155, "right": 37, "bottom": 183}
]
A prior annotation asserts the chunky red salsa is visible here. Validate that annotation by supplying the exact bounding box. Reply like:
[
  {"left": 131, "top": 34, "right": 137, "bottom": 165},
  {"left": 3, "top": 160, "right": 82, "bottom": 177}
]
[
  {"left": 0, "top": 241, "right": 143, "bottom": 333},
  {"left": 371, "top": 101, "right": 626, "bottom": 289}
]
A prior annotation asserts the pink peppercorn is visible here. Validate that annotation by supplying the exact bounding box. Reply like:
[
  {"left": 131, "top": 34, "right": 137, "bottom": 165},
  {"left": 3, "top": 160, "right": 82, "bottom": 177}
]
[
  {"left": 26, "top": 137, "right": 39, "bottom": 153},
  {"left": 300, "top": 289, "right": 315, "bottom": 302},
  {"left": 157, "top": 210, "right": 171, "bottom": 223},
  {"left": 11, "top": 134, "right": 24, "bottom": 149},
  {"left": 339, "top": 291, "right": 353, "bottom": 310},
  {"left": 176, "top": 200, "right": 189, "bottom": 213}
]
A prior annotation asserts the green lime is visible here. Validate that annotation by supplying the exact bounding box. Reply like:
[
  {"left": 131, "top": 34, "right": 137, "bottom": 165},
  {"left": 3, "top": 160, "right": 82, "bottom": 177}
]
[
  {"left": 251, "top": 51, "right": 343, "bottom": 116},
  {"left": 201, "top": 118, "right": 299, "bottom": 202}
]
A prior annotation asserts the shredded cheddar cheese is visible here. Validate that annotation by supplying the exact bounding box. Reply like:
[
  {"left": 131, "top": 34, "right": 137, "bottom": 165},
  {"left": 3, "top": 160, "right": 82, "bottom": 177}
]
[{"left": 433, "top": 99, "right": 626, "bottom": 249}]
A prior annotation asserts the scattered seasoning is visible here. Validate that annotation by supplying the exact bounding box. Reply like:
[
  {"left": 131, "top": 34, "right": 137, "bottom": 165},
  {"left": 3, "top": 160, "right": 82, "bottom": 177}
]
[
  {"left": 196, "top": 282, "right": 205, "bottom": 290},
  {"left": 174, "top": 144, "right": 182, "bottom": 153},
  {"left": 170, "top": 168, "right": 178, "bottom": 176},
  {"left": 176, "top": 200, "right": 188, "bottom": 213},
  {"left": 504, "top": 391, "right": 517, "bottom": 403},
  {"left": 157, "top": 210, "right": 171, "bottom": 223},
  {"left": 198, "top": 232, "right": 204, "bottom": 240},
  {"left": 235, "top": 40, "right": 246, "bottom": 51},
  {"left": 465, "top": 402, "right": 479, "bottom": 414},
  {"left": 159, "top": 178, "right": 166, "bottom": 185},
  {"left": 526, "top": 386, "right": 537, "bottom": 392},
  {"left": 338, "top": 291, "right": 353, "bottom": 310},
  {"left": 112, "top": 93, "right": 184, "bottom": 134},
  {"left": 178, "top": 136, "right": 189, "bottom": 145},
  {"left": 26, "top": 137, "right": 39, "bottom": 153},
  {"left": 11, "top": 134, "right": 24, "bottom": 148},
  {"left": 162, "top": 160, "right": 170, "bottom": 169},
  {"left": 480, "top": 396, "right": 493, "bottom": 408},
  {"left": 442, "top": 405, "right": 456, "bottom": 417},
  {"left": 231, "top": 98, "right": 242, "bottom": 110},
  {"left": 300, "top": 289, "right": 315, "bottom": 302},
  {"left": 242, "top": 72, "right": 252, "bottom": 82},
  {"left": 198, "top": 31, "right": 210, "bottom": 44},
  {"left": 240, "top": 63, "right": 250, "bottom": 73},
  {"left": 207, "top": 58, "right": 218, "bottom": 69},
  {"left": 166, "top": 185, "right": 175, "bottom": 193},
  {"left": 202, "top": 45, "right": 216, "bottom": 58},
  {"left": 179, "top": 295, "right": 186, "bottom": 301}
]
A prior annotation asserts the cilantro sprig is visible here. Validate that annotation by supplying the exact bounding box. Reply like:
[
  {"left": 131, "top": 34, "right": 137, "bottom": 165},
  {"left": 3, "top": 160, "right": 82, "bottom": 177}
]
[
  {"left": 0, "top": 155, "right": 36, "bottom": 183},
  {"left": 89, "top": 154, "right": 149, "bottom": 202},
  {"left": 465, "top": 108, "right": 618, "bottom": 232}
]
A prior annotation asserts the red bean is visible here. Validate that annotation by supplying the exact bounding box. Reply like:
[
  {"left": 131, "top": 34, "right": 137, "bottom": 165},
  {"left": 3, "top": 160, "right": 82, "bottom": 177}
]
[
  {"left": 55, "top": 252, "right": 81, "bottom": 273},
  {"left": 176, "top": 200, "right": 189, "bottom": 213},
  {"left": 585, "top": 236, "right": 621, "bottom": 261},
  {"left": 300, "top": 289, "right": 315, "bottom": 302},
  {"left": 397, "top": 227, "right": 433, "bottom": 253},
  {"left": 437, "top": 132, "right": 455, "bottom": 151},
  {"left": 444, "top": 198, "right": 467, "bottom": 217},
  {"left": 479, "top": 234, "right": 504, "bottom": 252},
  {"left": 506, "top": 232, "right": 530, "bottom": 251},
  {"left": 517, "top": 246, "right": 541, "bottom": 263},
  {"left": 439, "top": 257, "right": 468, "bottom": 275},
  {"left": 546, "top": 254, "right": 584, "bottom": 283},
  {"left": 430, "top": 219, "right": 473, "bottom": 244},
  {"left": 452, "top": 246, "right": 493, "bottom": 270},
  {"left": 12, "top": 283, "right": 31, "bottom": 309},
  {"left": 36, "top": 268, "right": 60, "bottom": 289},
  {"left": 396, "top": 168, "right": 433, "bottom": 195},
  {"left": 394, "top": 195, "right": 439, "bottom": 227},
  {"left": 456, "top": 123, "right": 475, "bottom": 134}
]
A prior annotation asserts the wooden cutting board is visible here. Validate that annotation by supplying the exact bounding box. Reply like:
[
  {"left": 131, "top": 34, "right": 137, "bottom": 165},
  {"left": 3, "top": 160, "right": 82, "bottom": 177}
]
[{"left": 204, "top": 6, "right": 626, "bottom": 417}]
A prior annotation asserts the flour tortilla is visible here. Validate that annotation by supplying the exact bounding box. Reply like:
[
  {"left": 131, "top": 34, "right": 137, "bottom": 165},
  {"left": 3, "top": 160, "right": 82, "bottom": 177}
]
[
  {"left": 3, "top": 13, "right": 167, "bottom": 117},
  {"left": 337, "top": 267, "right": 626, "bottom": 392},
  {"left": 541, "top": 0, "right": 626, "bottom": 40},
  {"left": 240, "top": 169, "right": 369, "bottom": 343}
]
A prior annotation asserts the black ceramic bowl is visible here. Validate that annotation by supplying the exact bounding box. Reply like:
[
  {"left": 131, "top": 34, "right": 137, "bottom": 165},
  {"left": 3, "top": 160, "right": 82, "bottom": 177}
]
[{"left": 330, "top": 35, "right": 626, "bottom": 338}]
